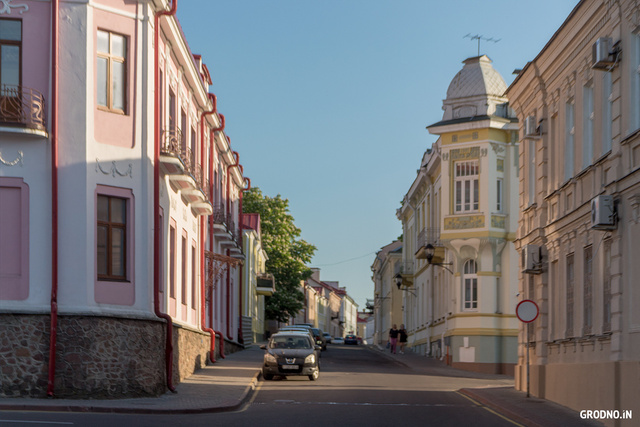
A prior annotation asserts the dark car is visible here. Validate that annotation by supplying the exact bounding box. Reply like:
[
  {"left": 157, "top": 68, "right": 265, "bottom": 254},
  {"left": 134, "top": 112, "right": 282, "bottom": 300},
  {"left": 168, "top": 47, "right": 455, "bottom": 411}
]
[
  {"left": 344, "top": 334, "right": 358, "bottom": 345},
  {"left": 311, "top": 328, "right": 327, "bottom": 350},
  {"left": 260, "top": 332, "right": 321, "bottom": 381}
]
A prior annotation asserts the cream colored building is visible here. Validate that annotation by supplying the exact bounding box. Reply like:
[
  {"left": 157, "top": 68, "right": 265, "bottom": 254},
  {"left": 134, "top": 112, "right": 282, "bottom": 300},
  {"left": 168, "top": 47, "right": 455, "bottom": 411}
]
[
  {"left": 370, "top": 240, "right": 403, "bottom": 346},
  {"left": 506, "top": 0, "right": 640, "bottom": 421},
  {"left": 397, "top": 56, "right": 520, "bottom": 374},
  {"left": 241, "top": 214, "right": 273, "bottom": 344}
]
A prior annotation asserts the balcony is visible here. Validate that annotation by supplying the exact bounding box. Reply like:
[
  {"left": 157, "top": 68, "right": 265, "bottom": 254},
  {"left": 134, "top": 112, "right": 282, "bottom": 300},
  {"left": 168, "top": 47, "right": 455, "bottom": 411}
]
[
  {"left": 256, "top": 273, "right": 275, "bottom": 296},
  {"left": 159, "top": 129, "right": 212, "bottom": 215},
  {"left": 415, "top": 228, "right": 445, "bottom": 262},
  {"left": 0, "top": 85, "right": 47, "bottom": 137}
]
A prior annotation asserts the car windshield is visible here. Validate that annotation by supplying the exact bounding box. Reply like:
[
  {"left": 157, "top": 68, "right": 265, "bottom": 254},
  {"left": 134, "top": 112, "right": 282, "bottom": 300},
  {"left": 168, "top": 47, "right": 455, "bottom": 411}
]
[{"left": 270, "top": 336, "right": 311, "bottom": 349}]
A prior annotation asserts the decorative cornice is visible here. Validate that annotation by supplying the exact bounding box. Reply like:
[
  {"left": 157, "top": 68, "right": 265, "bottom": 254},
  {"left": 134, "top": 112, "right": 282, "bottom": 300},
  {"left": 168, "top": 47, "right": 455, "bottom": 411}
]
[
  {"left": 96, "top": 158, "right": 133, "bottom": 178},
  {"left": 0, "top": 150, "right": 23, "bottom": 166},
  {"left": 0, "top": 0, "right": 29, "bottom": 14}
]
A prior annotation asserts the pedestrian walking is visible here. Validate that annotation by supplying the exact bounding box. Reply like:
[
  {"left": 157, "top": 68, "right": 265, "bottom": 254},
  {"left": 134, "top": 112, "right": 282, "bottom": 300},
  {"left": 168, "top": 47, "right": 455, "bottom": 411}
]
[
  {"left": 388, "top": 324, "right": 399, "bottom": 354},
  {"left": 398, "top": 324, "right": 408, "bottom": 354}
]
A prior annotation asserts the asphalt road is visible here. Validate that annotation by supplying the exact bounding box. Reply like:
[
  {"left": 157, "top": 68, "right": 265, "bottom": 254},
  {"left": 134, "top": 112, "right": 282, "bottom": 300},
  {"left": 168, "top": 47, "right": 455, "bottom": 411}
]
[{"left": 0, "top": 344, "right": 519, "bottom": 427}]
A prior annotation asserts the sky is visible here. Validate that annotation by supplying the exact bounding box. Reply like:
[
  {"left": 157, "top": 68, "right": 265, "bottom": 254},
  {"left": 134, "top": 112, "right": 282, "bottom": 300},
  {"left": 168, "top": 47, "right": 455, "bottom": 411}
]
[{"left": 176, "top": 0, "right": 580, "bottom": 309}]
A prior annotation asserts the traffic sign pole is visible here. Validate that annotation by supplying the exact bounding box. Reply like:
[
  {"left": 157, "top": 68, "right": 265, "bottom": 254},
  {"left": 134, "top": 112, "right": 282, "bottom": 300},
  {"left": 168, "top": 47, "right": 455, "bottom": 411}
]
[{"left": 516, "top": 299, "right": 539, "bottom": 399}]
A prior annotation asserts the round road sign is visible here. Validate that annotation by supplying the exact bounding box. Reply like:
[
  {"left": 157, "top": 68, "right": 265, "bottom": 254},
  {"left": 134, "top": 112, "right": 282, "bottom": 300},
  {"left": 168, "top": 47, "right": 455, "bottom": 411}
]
[{"left": 516, "top": 299, "right": 539, "bottom": 323}]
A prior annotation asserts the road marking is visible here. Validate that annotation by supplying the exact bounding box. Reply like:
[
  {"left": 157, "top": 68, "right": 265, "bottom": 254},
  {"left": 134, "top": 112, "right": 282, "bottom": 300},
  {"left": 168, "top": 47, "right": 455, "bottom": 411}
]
[
  {"left": 255, "top": 401, "right": 481, "bottom": 407},
  {"left": 455, "top": 391, "right": 525, "bottom": 427},
  {"left": 235, "top": 377, "right": 264, "bottom": 413},
  {"left": 0, "top": 421, "right": 73, "bottom": 425}
]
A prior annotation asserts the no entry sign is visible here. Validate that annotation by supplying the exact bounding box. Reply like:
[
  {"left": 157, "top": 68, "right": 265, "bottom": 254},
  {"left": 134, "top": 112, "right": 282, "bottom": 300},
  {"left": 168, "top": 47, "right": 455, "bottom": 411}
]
[{"left": 516, "top": 299, "right": 539, "bottom": 323}]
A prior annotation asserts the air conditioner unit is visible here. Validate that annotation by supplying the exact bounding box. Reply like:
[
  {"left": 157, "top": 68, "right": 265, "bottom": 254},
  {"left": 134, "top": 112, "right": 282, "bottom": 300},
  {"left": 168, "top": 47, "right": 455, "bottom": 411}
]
[
  {"left": 524, "top": 116, "right": 538, "bottom": 137},
  {"left": 591, "top": 195, "right": 616, "bottom": 230},
  {"left": 592, "top": 37, "right": 614, "bottom": 70},
  {"left": 522, "top": 244, "right": 542, "bottom": 274}
]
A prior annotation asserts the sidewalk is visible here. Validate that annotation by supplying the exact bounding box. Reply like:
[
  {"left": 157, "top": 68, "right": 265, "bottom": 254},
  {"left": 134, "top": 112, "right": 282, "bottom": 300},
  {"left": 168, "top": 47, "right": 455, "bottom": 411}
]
[
  {"left": 0, "top": 344, "right": 266, "bottom": 414},
  {"left": 370, "top": 344, "right": 603, "bottom": 427}
]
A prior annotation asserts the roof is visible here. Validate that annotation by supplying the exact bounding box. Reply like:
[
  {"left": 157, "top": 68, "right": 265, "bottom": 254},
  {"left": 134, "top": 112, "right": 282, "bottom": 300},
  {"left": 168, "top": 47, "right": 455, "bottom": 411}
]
[
  {"left": 242, "top": 213, "right": 261, "bottom": 234},
  {"left": 446, "top": 55, "right": 507, "bottom": 100}
]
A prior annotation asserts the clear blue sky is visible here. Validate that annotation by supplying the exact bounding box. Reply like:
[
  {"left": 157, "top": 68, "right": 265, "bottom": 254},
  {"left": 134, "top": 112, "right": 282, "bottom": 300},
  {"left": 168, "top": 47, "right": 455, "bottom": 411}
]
[{"left": 177, "top": 0, "right": 579, "bottom": 309}]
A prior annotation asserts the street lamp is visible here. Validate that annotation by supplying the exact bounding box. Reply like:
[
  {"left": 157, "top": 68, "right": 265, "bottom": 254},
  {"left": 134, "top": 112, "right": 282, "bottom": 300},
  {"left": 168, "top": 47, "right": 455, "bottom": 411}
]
[
  {"left": 394, "top": 273, "right": 416, "bottom": 296},
  {"left": 425, "top": 243, "right": 454, "bottom": 274}
]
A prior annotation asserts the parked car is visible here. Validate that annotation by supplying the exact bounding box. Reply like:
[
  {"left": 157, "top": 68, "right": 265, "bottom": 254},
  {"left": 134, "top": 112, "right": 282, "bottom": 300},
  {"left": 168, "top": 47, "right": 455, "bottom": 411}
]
[
  {"left": 323, "top": 332, "right": 332, "bottom": 344},
  {"left": 332, "top": 336, "right": 344, "bottom": 344},
  {"left": 260, "top": 332, "right": 320, "bottom": 381},
  {"left": 311, "top": 328, "right": 327, "bottom": 350},
  {"left": 344, "top": 334, "right": 358, "bottom": 345}
]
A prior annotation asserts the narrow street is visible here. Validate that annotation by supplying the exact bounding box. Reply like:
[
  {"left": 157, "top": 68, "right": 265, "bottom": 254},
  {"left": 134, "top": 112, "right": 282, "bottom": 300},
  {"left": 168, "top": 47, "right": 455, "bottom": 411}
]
[{"left": 0, "top": 344, "right": 519, "bottom": 427}]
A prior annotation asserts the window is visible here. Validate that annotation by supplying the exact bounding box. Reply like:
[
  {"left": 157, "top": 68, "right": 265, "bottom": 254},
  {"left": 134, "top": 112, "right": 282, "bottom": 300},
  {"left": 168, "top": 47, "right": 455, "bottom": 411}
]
[
  {"left": 632, "top": 32, "right": 640, "bottom": 131},
  {"left": 565, "top": 102, "right": 575, "bottom": 181},
  {"left": 0, "top": 19, "right": 21, "bottom": 117},
  {"left": 583, "top": 246, "right": 592, "bottom": 335},
  {"left": 566, "top": 253, "right": 574, "bottom": 337},
  {"left": 97, "top": 30, "right": 127, "bottom": 113},
  {"left": 497, "top": 179, "right": 503, "bottom": 212},
  {"left": 454, "top": 160, "right": 479, "bottom": 213},
  {"left": 463, "top": 260, "right": 477, "bottom": 310},
  {"left": 602, "top": 72, "right": 612, "bottom": 154},
  {"left": 97, "top": 195, "right": 127, "bottom": 280},
  {"left": 191, "top": 242, "right": 197, "bottom": 308},
  {"left": 0, "top": 177, "right": 29, "bottom": 301},
  {"left": 169, "top": 224, "right": 176, "bottom": 298},
  {"left": 181, "top": 231, "right": 187, "bottom": 305},
  {"left": 603, "top": 239, "right": 611, "bottom": 333},
  {"left": 528, "top": 140, "right": 535, "bottom": 205},
  {"left": 583, "top": 83, "right": 594, "bottom": 169}
]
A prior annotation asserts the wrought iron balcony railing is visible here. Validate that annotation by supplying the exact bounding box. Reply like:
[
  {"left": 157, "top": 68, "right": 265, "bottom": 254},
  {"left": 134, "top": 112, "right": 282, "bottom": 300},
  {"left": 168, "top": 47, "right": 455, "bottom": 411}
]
[
  {"left": 160, "top": 128, "right": 209, "bottom": 203},
  {"left": 0, "top": 85, "right": 46, "bottom": 131}
]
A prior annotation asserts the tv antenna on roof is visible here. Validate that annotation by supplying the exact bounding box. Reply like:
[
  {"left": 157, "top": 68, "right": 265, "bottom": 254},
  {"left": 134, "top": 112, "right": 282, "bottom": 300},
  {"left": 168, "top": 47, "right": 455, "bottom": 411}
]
[{"left": 464, "top": 34, "right": 501, "bottom": 56}]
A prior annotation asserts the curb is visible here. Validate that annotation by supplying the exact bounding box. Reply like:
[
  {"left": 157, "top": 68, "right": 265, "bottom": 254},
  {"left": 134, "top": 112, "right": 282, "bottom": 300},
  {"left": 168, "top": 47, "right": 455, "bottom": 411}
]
[
  {"left": 0, "top": 371, "right": 263, "bottom": 415},
  {"left": 458, "top": 387, "right": 543, "bottom": 427}
]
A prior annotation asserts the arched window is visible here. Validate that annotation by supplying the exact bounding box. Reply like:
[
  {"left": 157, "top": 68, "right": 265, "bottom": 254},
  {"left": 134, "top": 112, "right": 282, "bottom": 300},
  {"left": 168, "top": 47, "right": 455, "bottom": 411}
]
[{"left": 463, "top": 260, "right": 478, "bottom": 310}]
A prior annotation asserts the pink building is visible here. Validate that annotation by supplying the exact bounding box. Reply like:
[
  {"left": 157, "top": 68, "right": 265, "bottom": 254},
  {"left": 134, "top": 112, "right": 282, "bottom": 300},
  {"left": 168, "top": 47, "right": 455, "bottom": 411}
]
[{"left": 0, "top": 0, "right": 247, "bottom": 398}]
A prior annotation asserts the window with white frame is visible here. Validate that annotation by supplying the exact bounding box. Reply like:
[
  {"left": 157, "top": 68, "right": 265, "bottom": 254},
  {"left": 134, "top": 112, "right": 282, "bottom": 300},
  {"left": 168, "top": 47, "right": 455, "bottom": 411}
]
[
  {"left": 602, "top": 72, "right": 612, "bottom": 154},
  {"left": 632, "top": 31, "right": 640, "bottom": 131},
  {"left": 528, "top": 140, "right": 535, "bottom": 205},
  {"left": 583, "top": 83, "right": 594, "bottom": 169},
  {"left": 97, "top": 29, "right": 127, "bottom": 113},
  {"left": 463, "top": 259, "right": 478, "bottom": 310},
  {"left": 566, "top": 253, "right": 574, "bottom": 337},
  {"left": 583, "top": 246, "right": 593, "bottom": 335},
  {"left": 454, "top": 160, "right": 479, "bottom": 213},
  {"left": 565, "top": 101, "right": 575, "bottom": 181}
]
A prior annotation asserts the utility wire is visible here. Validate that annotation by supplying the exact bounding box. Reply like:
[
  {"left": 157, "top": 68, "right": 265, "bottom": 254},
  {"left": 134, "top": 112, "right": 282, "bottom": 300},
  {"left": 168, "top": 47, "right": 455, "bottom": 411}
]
[{"left": 313, "top": 251, "right": 377, "bottom": 267}]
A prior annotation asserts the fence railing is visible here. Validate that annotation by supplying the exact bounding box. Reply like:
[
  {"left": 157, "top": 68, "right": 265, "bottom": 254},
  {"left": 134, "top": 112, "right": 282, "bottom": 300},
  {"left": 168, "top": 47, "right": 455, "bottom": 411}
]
[{"left": 0, "top": 85, "right": 46, "bottom": 130}]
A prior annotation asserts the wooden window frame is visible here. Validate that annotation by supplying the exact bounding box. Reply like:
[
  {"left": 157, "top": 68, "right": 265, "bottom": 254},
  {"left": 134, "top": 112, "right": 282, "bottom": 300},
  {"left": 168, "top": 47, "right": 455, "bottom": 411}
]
[
  {"left": 97, "top": 194, "right": 128, "bottom": 281},
  {"left": 97, "top": 29, "right": 127, "bottom": 114}
]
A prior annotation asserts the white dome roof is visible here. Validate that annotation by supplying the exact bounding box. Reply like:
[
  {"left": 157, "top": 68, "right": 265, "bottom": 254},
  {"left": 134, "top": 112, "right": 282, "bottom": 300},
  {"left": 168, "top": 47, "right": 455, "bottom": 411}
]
[{"left": 446, "top": 55, "right": 507, "bottom": 100}]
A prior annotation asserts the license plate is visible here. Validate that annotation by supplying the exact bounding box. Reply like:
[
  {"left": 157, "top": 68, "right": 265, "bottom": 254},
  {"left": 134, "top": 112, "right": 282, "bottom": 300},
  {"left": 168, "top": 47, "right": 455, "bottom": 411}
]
[{"left": 281, "top": 365, "right": 298, "bottom": 370}]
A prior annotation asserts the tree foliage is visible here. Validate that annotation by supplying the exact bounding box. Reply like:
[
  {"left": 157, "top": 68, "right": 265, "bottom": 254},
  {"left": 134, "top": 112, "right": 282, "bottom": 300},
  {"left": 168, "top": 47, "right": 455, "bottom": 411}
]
[{"left": 243, "top": 187, "right": 316, "bottom": 323}]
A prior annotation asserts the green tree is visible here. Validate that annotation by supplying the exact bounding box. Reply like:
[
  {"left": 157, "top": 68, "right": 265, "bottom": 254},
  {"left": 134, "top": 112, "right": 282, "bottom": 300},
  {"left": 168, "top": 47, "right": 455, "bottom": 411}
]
[{"left": 243, "top": 187, "right": 316, "bottom": 323}]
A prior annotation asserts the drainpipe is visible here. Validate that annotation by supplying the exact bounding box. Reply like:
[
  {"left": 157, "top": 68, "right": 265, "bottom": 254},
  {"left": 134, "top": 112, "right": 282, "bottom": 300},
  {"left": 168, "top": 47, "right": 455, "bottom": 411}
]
[
  {"left": 154, "top": 0, "right": 177, "bottom": 393},
  {"left": 199, "top": 93, "right": 216, "bottom": 363},
  {"left": 237, "top": 176, "right": 250, "bottom": 344},
  {"left": 207, "top": 113, "right": 225, "bottom": 359},
  {"left": 47, "top": 0, "right": 60, "bottom": 397}
]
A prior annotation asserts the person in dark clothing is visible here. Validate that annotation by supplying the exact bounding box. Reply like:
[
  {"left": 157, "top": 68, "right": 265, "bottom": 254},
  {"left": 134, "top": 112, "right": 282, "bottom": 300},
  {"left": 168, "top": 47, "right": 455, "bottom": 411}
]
[
  {"left": 388, "top": 324, "right": 399, "bottom": 354},
  {"left": 398, "top": 324, "right": 408, "bottom": 354}
]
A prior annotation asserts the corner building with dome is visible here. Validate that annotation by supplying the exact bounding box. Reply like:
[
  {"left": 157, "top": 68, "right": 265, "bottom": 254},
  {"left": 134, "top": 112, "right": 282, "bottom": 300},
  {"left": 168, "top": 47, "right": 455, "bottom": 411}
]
[{"left": 397, "top": 55, "right": 520, "bottom": 374}]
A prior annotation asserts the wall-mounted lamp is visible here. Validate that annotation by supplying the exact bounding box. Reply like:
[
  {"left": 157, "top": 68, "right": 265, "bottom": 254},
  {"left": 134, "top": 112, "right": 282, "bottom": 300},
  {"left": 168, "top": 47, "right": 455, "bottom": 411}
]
[
  {"left": 394, "top": 273, "right": 416, "bottom": 296},
  {"left": 425, "top": 244, "right": 454, "bottom": 274}
]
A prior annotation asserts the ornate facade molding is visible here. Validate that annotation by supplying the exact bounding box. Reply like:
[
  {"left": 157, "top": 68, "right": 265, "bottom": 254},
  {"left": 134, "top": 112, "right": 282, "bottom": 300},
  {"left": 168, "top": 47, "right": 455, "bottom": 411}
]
[
  {"left": 0, "top": 150, "right": 23, "bottom": 166},
  {"left": 0, "top": 0, "right": 29, "bottom": 14},
  {"left": 95, "top": 158, "right": 133, "bottom": 178}
]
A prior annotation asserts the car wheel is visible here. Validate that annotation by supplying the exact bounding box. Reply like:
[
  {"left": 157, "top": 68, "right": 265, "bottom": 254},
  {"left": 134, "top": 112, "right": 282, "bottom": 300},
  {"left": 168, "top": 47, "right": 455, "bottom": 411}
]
[
  {"left": 308, "top": 370, "right": 319, "bottom": 381},
  {"left": 263, "top": 372, "right": 273, "bottom": 381}
]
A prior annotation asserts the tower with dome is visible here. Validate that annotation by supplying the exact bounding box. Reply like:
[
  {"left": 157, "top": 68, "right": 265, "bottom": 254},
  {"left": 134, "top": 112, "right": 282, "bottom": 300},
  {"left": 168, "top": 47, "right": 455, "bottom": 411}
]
[{"left": 396, "top": 55, "right": 520, "bottom": 374}]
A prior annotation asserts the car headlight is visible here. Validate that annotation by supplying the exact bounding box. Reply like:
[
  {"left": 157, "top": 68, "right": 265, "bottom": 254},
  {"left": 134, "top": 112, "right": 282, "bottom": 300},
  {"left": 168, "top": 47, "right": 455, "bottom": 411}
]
[
  {"left": 264, "top": 353, "right": 277, "bottom": 364},
  {"left": 304, "top": 354, "right": 315, "bottom": 364}
]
